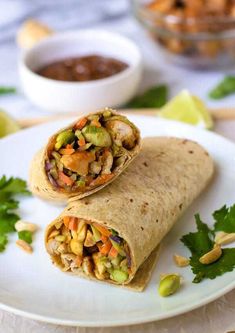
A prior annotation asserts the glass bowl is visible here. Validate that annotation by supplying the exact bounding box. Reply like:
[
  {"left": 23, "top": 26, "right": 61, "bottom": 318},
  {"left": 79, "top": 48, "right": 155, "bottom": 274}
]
[{"left": 132, "top": 0, "right": 235, "bottom": 69}]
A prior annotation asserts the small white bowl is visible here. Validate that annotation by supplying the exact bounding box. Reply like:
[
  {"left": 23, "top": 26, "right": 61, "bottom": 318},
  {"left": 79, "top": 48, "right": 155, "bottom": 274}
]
[{"left": 19, "top": 29, "right": 143, "bottom": 113}]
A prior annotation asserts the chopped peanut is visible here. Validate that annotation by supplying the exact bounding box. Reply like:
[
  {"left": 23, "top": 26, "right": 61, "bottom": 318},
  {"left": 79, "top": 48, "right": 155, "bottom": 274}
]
[
  {"left": 70, "top": 239, "right": 83, "bottom": 256},
  {"left": 15, "top": 220, "right": 37, "bottom": 233},
  {"left": 16, "top": 239, "right": 33, "bottom": 253}
]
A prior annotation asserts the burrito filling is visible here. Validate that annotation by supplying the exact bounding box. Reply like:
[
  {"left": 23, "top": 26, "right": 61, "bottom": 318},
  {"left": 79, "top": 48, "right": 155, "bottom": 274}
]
[
  {"left": 45, "top": 110, "right": 138, "bottom": 192},
  {"left": 47, "top": 217, "right": 131, "bottom": 283}
]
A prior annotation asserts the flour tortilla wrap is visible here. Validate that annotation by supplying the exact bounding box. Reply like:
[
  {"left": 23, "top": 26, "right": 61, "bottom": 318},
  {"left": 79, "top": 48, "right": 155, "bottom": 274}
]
[
  {"left": 29, "top": 109, "right": 140, "bottom": 203},
  {"left": 45, "top": 137, "right": 214, "bottom": 291}
]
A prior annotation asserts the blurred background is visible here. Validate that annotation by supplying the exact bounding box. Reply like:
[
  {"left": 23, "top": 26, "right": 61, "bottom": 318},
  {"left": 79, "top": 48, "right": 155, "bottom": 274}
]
[
  {"left": 1, "top": 0, "right": 234, "bottom": 121},
  {"left": 0, "top": 0, "right": 139, "bottom": 118}
]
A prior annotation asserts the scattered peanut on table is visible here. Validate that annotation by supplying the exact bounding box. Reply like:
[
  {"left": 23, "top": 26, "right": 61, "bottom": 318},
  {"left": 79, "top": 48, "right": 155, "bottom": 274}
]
[
  {"left": 16, "top": 239, "right": 33, "bottom": 254},
  {"left": 15, "top": 220, "right": 38, "bottom": 254},
  {"left": 173, "top": 254, "right": 189, "bottom": 267}
]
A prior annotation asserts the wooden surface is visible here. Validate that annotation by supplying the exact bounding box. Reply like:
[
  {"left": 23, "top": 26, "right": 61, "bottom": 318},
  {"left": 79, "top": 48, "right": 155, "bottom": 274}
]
[{"left": 18, "top": 107, "right": 235, "bottom": 128}]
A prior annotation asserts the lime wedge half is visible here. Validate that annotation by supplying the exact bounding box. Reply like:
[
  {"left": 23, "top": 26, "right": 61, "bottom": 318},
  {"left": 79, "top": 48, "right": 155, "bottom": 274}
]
[
  {"left": 0, "top": 110, "right": 20, "bottom": 138},
  {"left": 159, "top": 90, "right": 213, "bottom": 129}
]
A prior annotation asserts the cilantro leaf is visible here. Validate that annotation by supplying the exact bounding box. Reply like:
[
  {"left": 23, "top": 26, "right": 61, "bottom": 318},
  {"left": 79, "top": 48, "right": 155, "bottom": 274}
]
[
  {"left": 0, "top": 199, "right": 19, "bottom": 212},
  {"left": 181, "top": 211, "right": 235, "bottom": 283},
  {"left": 0, "top": 175, "right": 31, "bottom": 253},
  {"left": 213, "top": 205, "right": 228, "bottom": 224},
  {"left": 126, "top": 85, "right": 168, "bottom": 108},
  {"left": 0, "top": 86, "right": 16, "bottom": 96},
  {"left": 181, "top": 214, "right": 213, "bottom": 256},
  {"left": 195, "top": 214, "right": 213, "bottom": 236},
  {"left": 209, "top": 76, "right": 235, "bottom": 100},
  {"left": 0, "top": 211, "right": 19, "bottom": 233},
  {"left": 191, "top": 249, "right": 235, "bottom": 283},
  {"left": 18, "top": 230, "right": 32, "bottom": 244},
  {"left": 213, "top": 204, "right": 235, "bottom": 233},
  {"left": 0, "top": 175, "right": 30, "bottom": 196},
  {"left": 0, "top": 234, "right": 8, "bottom": 252}
]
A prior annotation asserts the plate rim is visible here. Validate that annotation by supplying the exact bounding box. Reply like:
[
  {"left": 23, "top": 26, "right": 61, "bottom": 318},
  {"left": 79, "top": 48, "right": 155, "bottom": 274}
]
[{"left": 0, "top": 278, "right": 235, "bottom": 327}]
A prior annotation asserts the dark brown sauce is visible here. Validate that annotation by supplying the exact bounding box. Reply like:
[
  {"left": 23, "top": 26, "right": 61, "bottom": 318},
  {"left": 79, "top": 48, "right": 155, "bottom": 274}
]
[{"left": 36, "top": 55, "right": 129, "bottom": 82}]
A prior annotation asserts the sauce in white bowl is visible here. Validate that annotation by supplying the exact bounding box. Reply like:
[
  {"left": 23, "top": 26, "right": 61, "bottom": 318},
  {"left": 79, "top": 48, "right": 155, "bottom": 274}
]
[{"left": 19, "top": 30, "right": 143, "bottom": 114}]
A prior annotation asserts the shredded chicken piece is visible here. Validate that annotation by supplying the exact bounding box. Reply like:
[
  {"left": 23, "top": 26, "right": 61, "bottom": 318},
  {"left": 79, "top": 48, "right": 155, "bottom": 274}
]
[
  {"left": 102, "top": 151, "right": 113, "bottom": 174},
  {"left": 106, "top": 120, "right": 136, "bottom": 150},
  {"left": 82, "top": 256, "right": 94, "bottom": 276},
  {"left": 60, "top": 151, "right": 95, "bottom": 176},
  {"left": 89, "top": 161, "right": 102, "bottom": 175},
  {"left": 57, "top": 243, "right": 68, "bottom": 254},
  {"left": 61, "top": 253, "right": 77, "bottom": 271},
  {"left": 47, "top": 239, "right": 60, "bottom": 255}
]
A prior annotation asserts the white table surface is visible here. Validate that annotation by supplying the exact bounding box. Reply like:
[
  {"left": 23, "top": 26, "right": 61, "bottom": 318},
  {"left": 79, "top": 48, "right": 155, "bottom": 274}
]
[{"left": 1, "top": 1, "right": 235, "bottom": 332}]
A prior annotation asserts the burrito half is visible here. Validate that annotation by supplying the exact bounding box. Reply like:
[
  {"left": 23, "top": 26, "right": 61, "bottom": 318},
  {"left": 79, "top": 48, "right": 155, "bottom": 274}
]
[
  {"left": 45, "top": 137, "right": 214, "bottom": 291},
  {"left": 29, "top": 109, "right": 140, "bottom": 202}
]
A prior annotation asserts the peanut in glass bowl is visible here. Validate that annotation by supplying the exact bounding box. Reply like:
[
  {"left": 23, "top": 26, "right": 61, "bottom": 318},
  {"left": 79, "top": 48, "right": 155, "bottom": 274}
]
[{"left": 132, "top": 0, "right": 235, "bottom": 69}]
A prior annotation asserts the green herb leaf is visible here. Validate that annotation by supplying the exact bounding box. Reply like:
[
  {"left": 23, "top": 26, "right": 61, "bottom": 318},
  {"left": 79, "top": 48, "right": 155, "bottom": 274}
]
[
  {"left": 18, "top": 230, "right": 32, "bottom": 244},
  {"left": 0, "top": 175, "right": 30, "bottom": 196},
  {"left": 181, "top": 214, "right": 214, "bottom": 256},
  {"left": 209, "top": 76, "right": 235, "bottom": 99},
  {"left": 0, "top": 234, "right": 8, "bottom": 252},
  {"left": 0, "top": 199, "right": 19, "bottom": 212},
  {"left": 213, "top": 204, "right": 235, "bottom": 233},
  {"left": 0, "top": 175, "right": 31, "bottom": 253},
  {"left": 0, "top": 211, "right": 19, "bottom": 233},
  {"left": 0, "top": 86, "right": 16, "bottom": 96},
  {"left": 126, "top": 85, "right": 168, "bottom": 108},
  {"left": 191, "top": 249, "right": 235, "bottom": 283},
  {"left": 181, "top": 209, "right": 235, "bottom": 283}
]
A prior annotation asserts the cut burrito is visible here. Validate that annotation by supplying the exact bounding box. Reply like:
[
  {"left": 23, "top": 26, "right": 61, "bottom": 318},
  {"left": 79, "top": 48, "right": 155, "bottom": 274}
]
[
  {"left": 29, "top": 108, "right": 140, "bottom": 202},
  {"left": 45, "top": 137, "right": 214, "bottom": 291}
]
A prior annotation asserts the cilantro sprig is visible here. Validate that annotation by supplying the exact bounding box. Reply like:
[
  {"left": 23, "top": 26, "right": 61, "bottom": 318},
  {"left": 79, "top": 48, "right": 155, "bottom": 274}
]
[
  {"left": 0, "top": 175, "right": 31, "bottom": 252},
  {"left": 126, "top": 84, "right": 168, "bottom": 108},
  {"left": 213, "top": 204, "right": 235, "bottom": 233},
  {"left": 18, "top": 230, "right": 32, "bottom": 244},
  {"left": 209, "top": 76, "right": 235, "bottom": 99},
  {"left": 0, "top": 86, "right": 16, "bottom": 96},
  {"left": 181, "top": 205, "right": 235, "bottom": 283},
  {"left": 0, "top": 234, "right": 8, "bottom": 252}
]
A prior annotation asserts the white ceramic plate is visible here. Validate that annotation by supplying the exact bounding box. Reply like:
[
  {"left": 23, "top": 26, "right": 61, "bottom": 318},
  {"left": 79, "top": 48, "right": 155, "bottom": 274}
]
[{"left": 1, "top": 115, "right": 235, "bottom": 327}]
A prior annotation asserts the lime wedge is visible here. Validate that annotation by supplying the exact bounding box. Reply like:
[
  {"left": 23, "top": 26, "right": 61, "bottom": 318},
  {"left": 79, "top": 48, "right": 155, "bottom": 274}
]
[
  {"left": 0, "top": 110, "right": 20, "bottom": 138},
  {"left": 159, "top": 90, "right": 213, "bottom": 129}
]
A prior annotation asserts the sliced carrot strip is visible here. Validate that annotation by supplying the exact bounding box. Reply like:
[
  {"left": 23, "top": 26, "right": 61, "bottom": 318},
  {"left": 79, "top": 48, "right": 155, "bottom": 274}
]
[
  {"left": 93, "top": 223, "right": 111, "bottom": 237},
  {"left": 59, "top": 148, "right": 75, "bottom": 155},
  {"left": 100, "top": 240, "right": 112, "bottom": 255},
  {"left": 78, "top": 137, "right": 86, "bottom": 147},
  {"left": 74, "top": 117, "right": 87, "bottom": 130},
  {"left": 63, "top": 216, "right": 70, "bottom": 228},
  {"left": 66, "top": 144, "right": 73, "bottom": 149},
  {"left": 109, "top": 246, "right": 119, "bottom": 258},
  {"left": 58, "top": 171, "right": 74, "bottom": 186},
  {"left": 75, "top": 255, "right": 83, "bottom": 267},
  {"left": 89, "top": 174, "right": 114, "bottom": 187},
  {"left": 101, "top": 235, "right": 108, "bottom": 243},
  {"left": 68, "top": 217, "right": 78, "bottom": 231}
]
